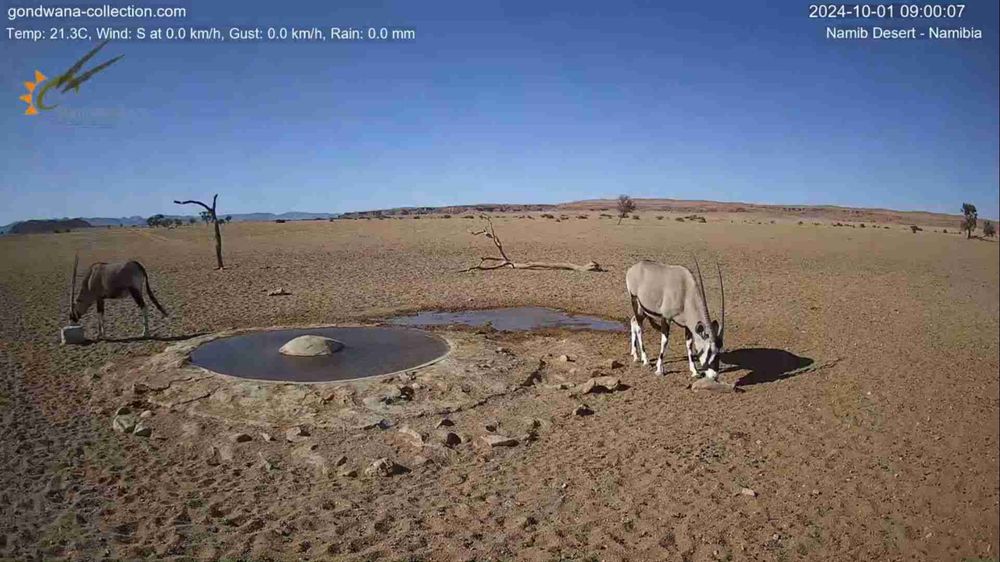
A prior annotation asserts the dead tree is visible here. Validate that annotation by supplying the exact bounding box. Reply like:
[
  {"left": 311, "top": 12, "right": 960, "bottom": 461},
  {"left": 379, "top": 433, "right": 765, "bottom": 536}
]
[
  {"left": 174, "top": 194, "right": 224, "bottom": 269},
  {"left": 460, "top": 218, "right": 602, "bottom": 273}
]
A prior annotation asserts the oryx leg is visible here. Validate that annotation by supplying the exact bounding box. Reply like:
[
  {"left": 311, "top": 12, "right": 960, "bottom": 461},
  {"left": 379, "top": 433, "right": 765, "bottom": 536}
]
[
  {"left": 96, "top": 299, "right": 105, "bottom": 340},
  {"left": 684, "top": 327, "right": 700, "bottom": 378},
  {"left": 628, "top": 295, "right": 649, "bottom": 364},
  {"left": 629, "top": 316, "right": 649, "bottom": 364},
  {"left": 654, "top": 321, "right": 670, "bottom": 375},
  {"left": 129, "top": 287, "right": 149, "bottom": 337}
]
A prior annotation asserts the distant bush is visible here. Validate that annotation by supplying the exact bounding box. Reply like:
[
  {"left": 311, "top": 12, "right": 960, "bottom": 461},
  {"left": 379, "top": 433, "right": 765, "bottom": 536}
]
[
  {"left": 683, "top": 215, "right": 707, "bottom": 223},
  {"left": 656, "top": 216, "right": 663, "bottom": 220},
  {"left": 541, "top": 213, "right": 555, "bottom": 219},
  {"left": 275, "top": 219, "right": 286, "bottom": 223},
  {"left": 442, "top": 214, "right": 452, "bottom": 219},
  {"left": 577, "top": 215, "right": 588, "bottom": 219},
  {"left": 983, "top": 221, "right": 996, "bottom": 238},
  {"left": 413, "top": 216, "right": 421, "bottom": 220},
  {"left": 860, "top": 223, "right": 865, "bottom": 228},
  {"left": 600, "top": 213, "right": 612, "bottom": 219},
  {"left": 910, "top": 225, "right": 922, "bottom": 233},
  {"left": 631, "top": 215, "right": 640, "bottom": 220},
  {"left": 675, "top": 217, "right": 685, "bottom": 222},
  {"left": 798, "top": 221, "right": 803, "bottom": 225},
  {"left": 463, "top": 215, "right": 475, "bottom": 219}
]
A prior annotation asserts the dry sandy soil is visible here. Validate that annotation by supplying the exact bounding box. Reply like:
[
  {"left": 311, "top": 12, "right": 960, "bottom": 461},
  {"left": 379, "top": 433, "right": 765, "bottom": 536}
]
[{"left": 1, "top": 211, "right": 997, "bottom": 561}]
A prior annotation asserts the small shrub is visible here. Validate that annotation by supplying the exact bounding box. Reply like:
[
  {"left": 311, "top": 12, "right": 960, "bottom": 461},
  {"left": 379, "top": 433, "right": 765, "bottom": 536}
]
[
  {"left": 983, "top": 221, "right": 996, "bottom": 238},
  {"left": 656, "top": 216, "right": 663, "bottom": 220},
  {"left": 442, "top": 214, "right": 452, "bottom": 219},
  {"left": 798, "top": 221, "right": 804, "bottom": 225},
  {"left": 541, "top": 213, "right": 555, "bottom": 219},
  {"left": 632, "top": 215, "right": 640, "bottom": 220},
  {"left": 860, "top": 223, "right": 865, "bottom": 228},
  {"left": 412, "top": 216, "right": 421, "bottom": 220},
  {"left": 675, "top": 217, "right": 685, "bottom": 222},
  {"left": 577, "top": 215, "right": 588, "bottom": 219},
  {"left": 910, "top": 225, "right": 922, "bottom": 233}
]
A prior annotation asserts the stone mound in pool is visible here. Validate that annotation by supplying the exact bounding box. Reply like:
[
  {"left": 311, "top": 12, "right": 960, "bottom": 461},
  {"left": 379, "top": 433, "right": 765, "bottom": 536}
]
[{"left": 278, "top": 335, "right": 344, "bottom": 356}]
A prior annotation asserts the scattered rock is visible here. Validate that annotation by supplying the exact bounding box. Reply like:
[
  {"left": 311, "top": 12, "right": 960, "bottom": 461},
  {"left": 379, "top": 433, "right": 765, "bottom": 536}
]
[
  {"left": 338, "top": 467, "right": 358, "bottom": 478},
  {"left": 511, "top": 515, "right": 537, "bottom": 529},
  {"left": 132, "top": 382, "right": 151, "bottom": 395},
  {"left": 279, "top": 335, "right": 344, "bottom": 356},
  {"left": 433, "top": 430, "right": 463, "bottom": 448},
  {"left": 267, "top": 288, "right": 291, "bottom": 296},
  {"left": 260, "top": 432, "right": 274, "bottom": 442},
  {"left": 333, "top": 455, "right": 348, "bottom": 467},
  {"left": 481, "top": 434, "right": 519, "bottom": 448},
  {"left": 60, "top": 325, "right": 85, "bottom": 345},
  {"left": 291, "top": 444, "right": 330, "bottom": 475},
  {"left": 398, "top": 426, "right": 425, "bottom": 447},
  {"left": 605, "top": 358, "right": 623, "bottom": 369},
  {"left": 484, "top": 420, "right": 500, "bottom": 432},
  {"left": 112, "top": 414, "right": 138, "bottom": 434},
  {"left": 581, "top": 376, "right": 624, "bottom": 394},
  {"left": 558, "top": 354, "right": 573, "bottom": 363},
  {"left": 206, "top": 444, "right": 234, "bottom": 466},
  {"left": 285, "top": 425, "right": 310, "bottom": 443},
  {"left": 258, "top": 453, "right": 276, "bottom": 472},
  {"left": 132, "top": 422, "right": 152, "bottom": 437},
  {"left": 355, "top": 417, "right": 393, "bottom": 430},
  {"left": 740, "top": 487, "right": 757, "bottom": 498},
  {"left": 545, "top": 382, "right": 574, "bottom": 390},
  {"left": 435, "top": 418, "right": 455, "bottom": 428},
  {"left": 114, "top": 406, "right": 131, "bottom": 416},
  {"left": 139, "top": 409, "right": 153, "bottom": 419},
  {"left": 232, "top": 432, "right": 253, "bottom": 443},
  {"left": 691, "top": 378, "right": 737, "bottom": 393},
  {"left": 573, "top": 404, "right": 594, "bottom": 417},
  {"left": 365, "top": 458, "right": 409, "bottom": 477}
]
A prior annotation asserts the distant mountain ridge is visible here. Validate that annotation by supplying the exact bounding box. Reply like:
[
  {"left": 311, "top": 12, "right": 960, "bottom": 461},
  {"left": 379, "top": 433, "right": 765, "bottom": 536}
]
[{"left": 1, "top": 199, "right": 988, "bottom": 234}]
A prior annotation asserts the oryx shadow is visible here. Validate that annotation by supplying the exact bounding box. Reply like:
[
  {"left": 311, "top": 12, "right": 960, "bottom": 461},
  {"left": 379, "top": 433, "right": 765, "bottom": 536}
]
[
  {"left": 721, "top": 348, "right": 813, "bottom": 387},
  {"left": 82, "top": 332, "right": 208, "bottom": 345}
]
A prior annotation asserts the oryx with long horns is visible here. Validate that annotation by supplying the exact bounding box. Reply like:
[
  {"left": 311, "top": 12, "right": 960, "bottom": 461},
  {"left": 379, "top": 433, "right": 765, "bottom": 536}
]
[
  {"left": 68, "top": 256, "right": 168, "bottom": 339},
  {"left": 625, "top": 259, "right": 725, "bottom": 379}
]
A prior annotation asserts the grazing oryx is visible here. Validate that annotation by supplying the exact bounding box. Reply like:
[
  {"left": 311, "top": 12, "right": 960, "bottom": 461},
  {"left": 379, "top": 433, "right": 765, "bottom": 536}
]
[
  {"left": 69, "top": 257, "right": 168, "bottom": 339},
  {"left": 625, "top": 259, "right": 725, "bottom": 379}
]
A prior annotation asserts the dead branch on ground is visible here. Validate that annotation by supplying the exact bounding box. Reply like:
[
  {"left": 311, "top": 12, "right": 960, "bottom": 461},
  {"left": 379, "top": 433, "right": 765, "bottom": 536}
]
[{"left": 460, "top": 218, "right": 602, "bottom": 273}]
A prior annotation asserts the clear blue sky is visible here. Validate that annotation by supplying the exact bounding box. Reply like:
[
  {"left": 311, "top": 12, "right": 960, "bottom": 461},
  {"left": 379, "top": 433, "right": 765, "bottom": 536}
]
[{"left": 2, "top": 0, "right": 998, "bottom": 224}]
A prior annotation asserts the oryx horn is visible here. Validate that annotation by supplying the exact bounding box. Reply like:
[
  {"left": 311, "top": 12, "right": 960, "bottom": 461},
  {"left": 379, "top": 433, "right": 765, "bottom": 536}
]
[
  {"left": 70, "top": 253, "right": 79, "bottom": 315},
  {"left": 716, "top": 261, "right": 725, "bottom": 342}
]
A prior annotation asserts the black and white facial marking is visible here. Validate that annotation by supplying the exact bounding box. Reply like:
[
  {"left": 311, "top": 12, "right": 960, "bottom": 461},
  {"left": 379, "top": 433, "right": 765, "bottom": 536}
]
[{"left": 693, "top": 320, "right": 722, "bottom": 380}]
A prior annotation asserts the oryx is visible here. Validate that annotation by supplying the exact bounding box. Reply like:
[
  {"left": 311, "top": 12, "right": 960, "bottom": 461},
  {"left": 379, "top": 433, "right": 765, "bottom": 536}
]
[
  {"left": 625, "top": 259, "right": 725, "bottom": 379},
  {"left": 69, "top": 256, "right": 168, "bottom": 339}
]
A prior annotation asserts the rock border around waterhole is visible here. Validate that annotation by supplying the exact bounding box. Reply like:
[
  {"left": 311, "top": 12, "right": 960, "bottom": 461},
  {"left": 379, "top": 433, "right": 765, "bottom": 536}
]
[{"left": 120, "top": 324, "right": 549, "bottom": 431}]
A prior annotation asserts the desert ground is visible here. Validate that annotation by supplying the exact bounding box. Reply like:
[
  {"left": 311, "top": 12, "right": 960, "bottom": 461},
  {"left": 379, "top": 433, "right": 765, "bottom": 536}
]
[{"left": 1, "top": 211, "right": 997, "bottom": 561}]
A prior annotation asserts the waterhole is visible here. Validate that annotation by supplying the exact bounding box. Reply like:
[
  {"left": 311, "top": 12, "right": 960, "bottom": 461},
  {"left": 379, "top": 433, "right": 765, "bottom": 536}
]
[
  {"left": 388, "top": 307, "right": 625, "bottom": 332},
  {"left": 188, "top": 326, "right": 449, "bottom": 383}
]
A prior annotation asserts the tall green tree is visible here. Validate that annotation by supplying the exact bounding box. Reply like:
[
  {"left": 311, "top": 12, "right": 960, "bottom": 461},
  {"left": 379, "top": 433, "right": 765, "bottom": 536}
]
[{"left": 961, "top": 203, "right": 978, "bottom": 239}]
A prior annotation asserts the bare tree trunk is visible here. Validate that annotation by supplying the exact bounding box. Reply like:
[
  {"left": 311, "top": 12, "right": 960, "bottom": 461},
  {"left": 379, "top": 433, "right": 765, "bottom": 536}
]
[
  {"left": 460, "top": 218, "right": 602, "bottom": 273},
  {"left": 175, "top": 194, "right": 225, "bottom": 269},
  {"left": 213, "top": 217, "right": 223, "bottom": 268}
]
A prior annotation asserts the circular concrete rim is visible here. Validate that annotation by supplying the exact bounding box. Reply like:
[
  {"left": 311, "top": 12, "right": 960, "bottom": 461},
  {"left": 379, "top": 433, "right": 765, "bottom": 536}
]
[{"left": 183, "top": 323, "right": 453, "bottom": 385}]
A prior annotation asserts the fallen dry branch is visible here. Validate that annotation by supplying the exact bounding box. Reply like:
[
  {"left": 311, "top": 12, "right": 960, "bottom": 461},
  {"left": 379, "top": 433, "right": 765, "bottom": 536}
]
[{"left": 460, "top": 218, "right": 602, "bottom": 273}]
